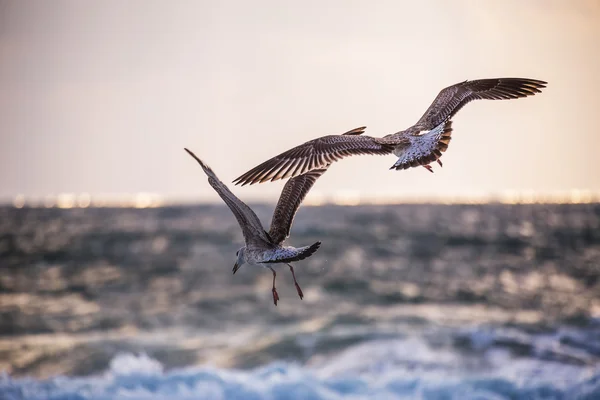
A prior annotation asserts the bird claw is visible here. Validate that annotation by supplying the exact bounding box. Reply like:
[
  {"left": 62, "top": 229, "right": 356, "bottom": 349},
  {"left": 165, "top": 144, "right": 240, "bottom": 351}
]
[
  {"left": 423, "top": 165, "right": 434, "bottom": 173},
  {"left": 437, "top": 159, "right": 443, "bottom": 167},
  {"left": 272, "top": 288, "right": 279, "bottom": 306},
  {"left": 295, "top": 283, "right": 304, "bottom": 300}
]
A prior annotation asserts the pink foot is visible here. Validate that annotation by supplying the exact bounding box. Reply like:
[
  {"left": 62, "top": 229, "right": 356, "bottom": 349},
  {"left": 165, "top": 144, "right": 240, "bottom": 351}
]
[{"left": 272, "top": 288, "right": 279, "bottom": 306}]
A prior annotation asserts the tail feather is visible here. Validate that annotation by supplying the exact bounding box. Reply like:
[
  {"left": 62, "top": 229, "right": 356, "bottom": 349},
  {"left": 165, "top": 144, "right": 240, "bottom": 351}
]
[
  {"left": 390, "top": 120, "right": 453, "bottom": 170},
  {"left": 262, "top": 241, "right": 322, "bottom": 264}
]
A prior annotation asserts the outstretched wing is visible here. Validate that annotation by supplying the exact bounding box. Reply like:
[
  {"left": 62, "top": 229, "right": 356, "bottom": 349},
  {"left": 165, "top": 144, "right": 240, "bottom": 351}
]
[
  {"left": 414, "top": 78, "right": 547, "bottom": 130},
  {"left": 184, "top": 148, "right": 272, "bottom": 247},
  {"left": 233, "top": 127, "right": 393, "bottom": 186},
  {"left": 390, "top": 120, "right": 453, "bottom": 170},
  {"left": 268, "top": 167, "right": 329, "bottom": 244}
]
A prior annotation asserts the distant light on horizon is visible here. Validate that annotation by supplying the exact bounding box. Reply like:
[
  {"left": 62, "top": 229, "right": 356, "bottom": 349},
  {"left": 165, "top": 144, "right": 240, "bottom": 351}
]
[
  {"left": 133, "top": 193, "right": 163, "bottom": 209},
  {"left": 8, "top": 190, "right": 600, "bottom": 209},
  {"left": 9, "top": 193, "right": 164, "bottom": 209},
  {"left": 304, "top": 191, "right": 326, "bottom": 206},
  {"left": 56, "top": 193, "right": 76, "bottom": 209},
  {"left": 331, "top": 190, "right": 361, "bottom": 206},
  {"left": 13, "top": 194, "right": 25, "bottom": 209},
  {"left": 77, "top": 193, "right": 91, "bottom": 208}
]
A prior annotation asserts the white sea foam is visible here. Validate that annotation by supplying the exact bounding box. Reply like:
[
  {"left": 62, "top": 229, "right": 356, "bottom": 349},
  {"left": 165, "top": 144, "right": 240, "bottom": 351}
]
[{"left": 2, "top": 335, "right": 599, "bottom": 400}]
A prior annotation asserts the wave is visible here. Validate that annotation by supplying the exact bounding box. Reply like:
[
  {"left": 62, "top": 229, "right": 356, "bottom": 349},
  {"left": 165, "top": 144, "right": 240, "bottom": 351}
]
[{"left": 3, "top": 336, "right": 599, "bottom": 400}]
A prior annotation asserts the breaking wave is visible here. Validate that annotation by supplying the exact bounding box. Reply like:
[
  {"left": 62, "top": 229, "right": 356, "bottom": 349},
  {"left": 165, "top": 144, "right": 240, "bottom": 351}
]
[{"left": 3, "top": 335, "right": 599, "bottom": 400}]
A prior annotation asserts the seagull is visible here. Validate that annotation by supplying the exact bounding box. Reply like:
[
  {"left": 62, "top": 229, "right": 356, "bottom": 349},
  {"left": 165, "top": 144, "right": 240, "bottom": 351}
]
[
  {"left": 233, "top": 78, "right": 547, "bottom": 186},
  {"left": 184, "top": 148, "right": 326, "bottom": 306}
]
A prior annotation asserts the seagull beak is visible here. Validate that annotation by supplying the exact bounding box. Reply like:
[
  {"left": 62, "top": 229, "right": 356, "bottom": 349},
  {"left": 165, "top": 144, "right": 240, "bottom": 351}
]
[{"left": 232, "top": 262, "right": 239, "bottom": 274}]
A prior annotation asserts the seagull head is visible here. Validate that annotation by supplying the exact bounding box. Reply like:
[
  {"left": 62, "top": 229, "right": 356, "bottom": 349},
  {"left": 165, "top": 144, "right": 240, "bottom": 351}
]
[{"left": 232, "top": 247, "right": 246, "bottom": 274}]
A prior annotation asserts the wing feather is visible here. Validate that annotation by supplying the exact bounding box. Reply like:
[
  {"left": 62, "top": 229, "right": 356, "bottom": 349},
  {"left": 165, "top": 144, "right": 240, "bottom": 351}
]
[
  {"left": 414, "top": 78, "right": 547, "bottom": 130},
  {"left": 268, "top": 167, "right": 329, "bottom": 244},
  {"left": 233, "top": 127, "right": 393, "bottom": 186},
  {"left": 184, "top": 148, "right": 272, "bottom": 247}
]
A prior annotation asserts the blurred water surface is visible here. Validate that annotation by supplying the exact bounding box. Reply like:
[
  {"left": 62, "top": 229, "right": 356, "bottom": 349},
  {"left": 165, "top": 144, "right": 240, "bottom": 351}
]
[{"left": 1, "top": 204, "right": 599, "bottom": 399}]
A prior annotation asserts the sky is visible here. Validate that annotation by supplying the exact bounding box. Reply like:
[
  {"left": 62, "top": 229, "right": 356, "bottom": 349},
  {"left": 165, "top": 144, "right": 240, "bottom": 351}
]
[{"left": 1, "top": 0, "right": 599, "bottom": 204}]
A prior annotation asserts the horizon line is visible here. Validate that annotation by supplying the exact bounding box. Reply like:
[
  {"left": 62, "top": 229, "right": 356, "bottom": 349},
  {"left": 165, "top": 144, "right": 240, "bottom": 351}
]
[{"left": 4, "top": 189, "right": 600, "bottom": 209}]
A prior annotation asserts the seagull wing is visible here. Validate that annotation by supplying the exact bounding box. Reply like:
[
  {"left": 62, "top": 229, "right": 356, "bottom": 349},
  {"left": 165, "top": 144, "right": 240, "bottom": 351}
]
[
  {"left": 233, "top": 127, "right": 393, "bottom": 186},
  {"left": 184, "top": 148, "right": 272, "bottom": 247},
  {"left": 413, "top": 78, "right": 547, "bottom": 131},
  {"left": 268, "top": 166, "right": 329, "bottom": 245}
]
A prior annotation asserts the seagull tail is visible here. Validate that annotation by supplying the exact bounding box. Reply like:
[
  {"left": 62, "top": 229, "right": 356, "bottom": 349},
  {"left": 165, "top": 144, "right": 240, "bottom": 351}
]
[
  {"left": 292, "top": 241, "right": 322, "bottom": 262},
  {"left": 434, "top": 119, "right": 453, "bottom": 154},
  {"left": 390, "top": 120, "right": 453, "bottom": 170},
  {"left": 263, "top": 241, "right": 322, "bottom": 264}
]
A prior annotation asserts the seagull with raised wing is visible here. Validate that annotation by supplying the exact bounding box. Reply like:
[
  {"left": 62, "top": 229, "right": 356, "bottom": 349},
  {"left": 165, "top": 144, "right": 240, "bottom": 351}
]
[
  {"left": 233, "top": 78, "right": 547, "bottom": 186},
  {"left": 234, "top": 126, "right": 394, "bottom": 186},
  {"left": 184, "top": 148, "right": 326, "bottom": 305}
]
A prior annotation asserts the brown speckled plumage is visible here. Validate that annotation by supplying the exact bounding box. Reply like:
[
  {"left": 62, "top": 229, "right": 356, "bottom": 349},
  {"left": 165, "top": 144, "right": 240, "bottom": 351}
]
[
  {"left": 233, "top": 127, "right": 392, "bottom": 186},
  {"left": 184, "top": 148, "right": 328, "bottom": 305},
  {"left": 233, "top": 78, "right": 547, "bottom": 185}
]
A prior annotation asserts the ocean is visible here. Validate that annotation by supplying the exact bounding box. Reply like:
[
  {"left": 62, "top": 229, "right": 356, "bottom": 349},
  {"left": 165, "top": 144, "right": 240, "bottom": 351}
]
[{"left": 1, "top": 203, "right": 599, "bottom": 399}]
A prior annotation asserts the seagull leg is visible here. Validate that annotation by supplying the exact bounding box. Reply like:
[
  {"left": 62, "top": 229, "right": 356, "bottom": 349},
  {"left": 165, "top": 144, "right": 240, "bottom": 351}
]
[
  {"left": 287, "top": 263, "right": 303, "bottom": 300},
  {"left": 269, "top": 267, "right": 279, "bottom": 306},
  {"left": 423, "top": 164, "right": 434, "bottom": 173},
  {"left": 437, "top": 159, "right": 443, "bottom": 167}
]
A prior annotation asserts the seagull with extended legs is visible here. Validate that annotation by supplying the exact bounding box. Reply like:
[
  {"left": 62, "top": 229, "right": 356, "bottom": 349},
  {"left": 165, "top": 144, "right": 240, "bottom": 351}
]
[
  {"left": 233, "top": 78, "right": 547, "bottom": 186},
  {"left": 184, "top": 148, "right": 328, "bottom": 305}
]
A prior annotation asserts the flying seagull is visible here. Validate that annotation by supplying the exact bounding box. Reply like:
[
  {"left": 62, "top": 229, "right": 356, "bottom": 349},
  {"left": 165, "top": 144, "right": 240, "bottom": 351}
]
[
  {"left": 233, "top": 78, "right": 547, "bottom": 186},
  {"left": 184, "top": 148, "right": 326, "bottom": 305}
]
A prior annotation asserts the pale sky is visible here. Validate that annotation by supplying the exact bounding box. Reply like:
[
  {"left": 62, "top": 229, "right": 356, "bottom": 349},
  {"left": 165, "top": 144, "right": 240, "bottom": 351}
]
[{"left": 1, "top": 0, "right": 599, "bottom": 203}]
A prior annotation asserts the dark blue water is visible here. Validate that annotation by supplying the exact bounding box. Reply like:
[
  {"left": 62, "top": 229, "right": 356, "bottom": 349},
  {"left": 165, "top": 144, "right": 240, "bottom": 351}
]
[{"left": 1, "top": 204, "right": 599, "bottom": 399}]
